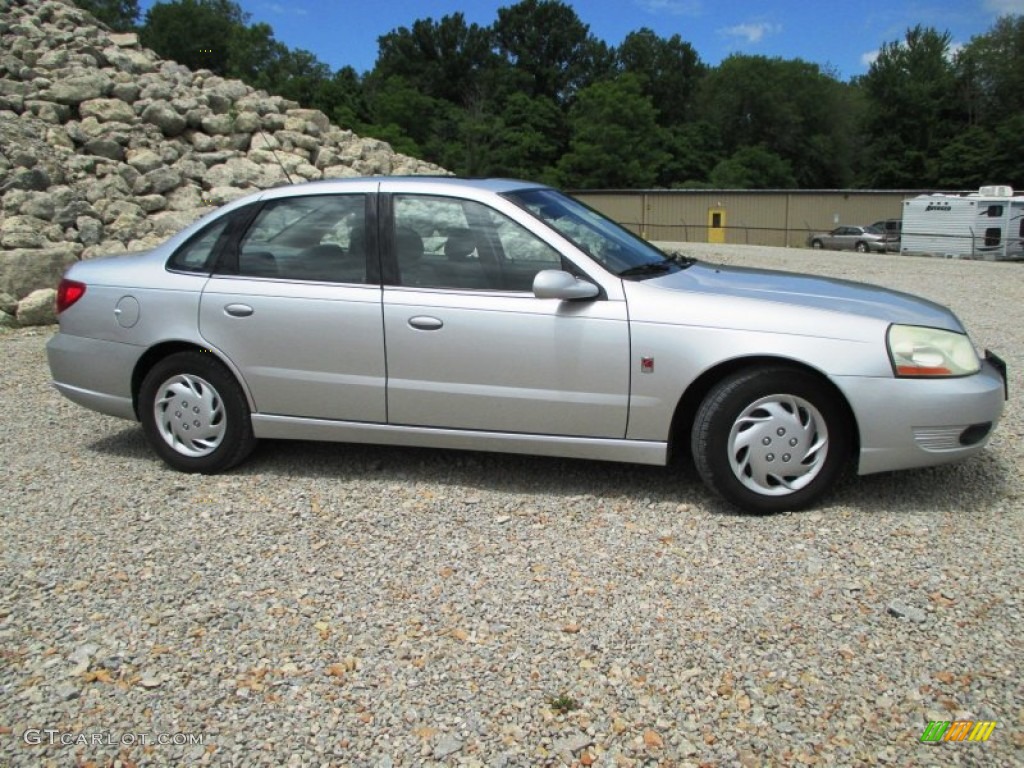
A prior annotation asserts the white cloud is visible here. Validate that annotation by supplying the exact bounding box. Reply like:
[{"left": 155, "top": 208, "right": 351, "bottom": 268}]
[
  {"left": 985, "top": 0, "right": 1024, "bottom": 14},
  {"left": 719, "top": 22, "right": 781, "bottom": 44},
  {"left": 861, "top": 49, "right": 879, "bottom": 67},
  {"left": 634, "top": 0, "right": 702, "bottom": 16},
  {"left": 263, "top": 2, "right": 308, "bottom": 15}
]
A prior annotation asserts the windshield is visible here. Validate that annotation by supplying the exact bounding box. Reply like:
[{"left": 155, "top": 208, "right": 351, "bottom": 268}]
[{"left": 503, "top": 188, "right": 690, "bottom": 278}]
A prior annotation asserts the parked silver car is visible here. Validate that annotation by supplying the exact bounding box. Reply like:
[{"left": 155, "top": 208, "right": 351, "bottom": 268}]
[
  {"left": 47, "top": 178, "right": 1007, "bottom": 513},
  {"left": 807, "top": 225, "right": 887, "bottom": 253}
]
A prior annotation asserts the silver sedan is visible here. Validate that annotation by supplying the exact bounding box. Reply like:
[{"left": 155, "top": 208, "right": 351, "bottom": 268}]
[
  {"left": 47, "top": 178, "right": 1007, "bottom": 513},
  {"left": 807, "top": 225, "right": 887, "bottom": 253}
]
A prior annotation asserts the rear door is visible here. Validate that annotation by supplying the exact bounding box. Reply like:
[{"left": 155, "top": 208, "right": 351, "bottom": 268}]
[{"left": 199, "top": 188, "right": 387, "bottom": 421}]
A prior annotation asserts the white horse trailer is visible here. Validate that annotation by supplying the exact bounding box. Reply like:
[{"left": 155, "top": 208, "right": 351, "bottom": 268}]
[{"left": 901, "top": 186, "right": 1024, "bottom": 260}]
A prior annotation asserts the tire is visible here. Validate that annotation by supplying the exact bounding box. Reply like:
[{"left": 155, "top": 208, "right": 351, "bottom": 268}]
[
  {"left": 139, "top": 351, "right": 255, "bottom": 473},
  {"left": 855, "top": 241, "right": 868, "bottom": 253},
  {"left": 691, "top": 367, "right": 850, "bottom": 514},
  {"left": 810, "top": 239, "right": 824, "bottom": 249}
]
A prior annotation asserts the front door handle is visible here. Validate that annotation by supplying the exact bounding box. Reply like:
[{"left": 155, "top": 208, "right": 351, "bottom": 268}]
[
  {"left": 224, "top": 303, "right": 254, "bottom": 317},
  {"left": 408, "top": 315, "right": 443, "bottom": 330}
]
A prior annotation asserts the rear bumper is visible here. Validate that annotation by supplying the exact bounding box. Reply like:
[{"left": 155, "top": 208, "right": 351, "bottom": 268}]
[
  {"left": 834, "top": 358, "right": 1006, "bottom": 475},
  {"left": 46, "top": 333, "right": 142, "bottom": 420}
]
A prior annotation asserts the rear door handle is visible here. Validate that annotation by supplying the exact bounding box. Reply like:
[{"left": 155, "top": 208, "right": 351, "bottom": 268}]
[
  {"left": 408, "top": 315, "right": 443, "bottom": 330},
  {"left": 224, "top": 303, "right": 254, "bottom": 317}
]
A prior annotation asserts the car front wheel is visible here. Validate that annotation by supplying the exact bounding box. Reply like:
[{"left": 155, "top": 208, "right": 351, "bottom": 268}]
[
  {"left": 691, "top": 368, "right": 850, "bottom": 513},
  {"left": 139, "top": 351, "right": 255, "bottom": 473},
  {"left": 810, "top": 239, "right": 824, "bottom": 249},
  {"left": 855, "top": 241, "right": 869, "bottom": 253}
]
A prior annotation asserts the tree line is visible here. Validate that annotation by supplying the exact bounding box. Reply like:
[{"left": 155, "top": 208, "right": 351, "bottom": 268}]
[{"left": 78, "top": 0, "right": 1024, "bottom": 190}]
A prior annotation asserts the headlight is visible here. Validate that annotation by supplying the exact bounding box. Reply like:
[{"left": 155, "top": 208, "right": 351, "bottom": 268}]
[{"left": 887, "top": 325, "right": 980, "bottom": 377}]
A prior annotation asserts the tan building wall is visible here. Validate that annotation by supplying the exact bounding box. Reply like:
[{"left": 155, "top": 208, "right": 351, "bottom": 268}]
[{"left": 573, "top": 189, "right": 941, "bottom": 247}]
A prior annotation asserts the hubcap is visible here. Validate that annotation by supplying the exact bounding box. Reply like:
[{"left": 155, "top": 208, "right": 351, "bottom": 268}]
[
  {"left": 153, "top": 374, "right": 226, "bottom": 458},
  {"left": 727, "top": 394, "right": 828, "bottom": 496}
]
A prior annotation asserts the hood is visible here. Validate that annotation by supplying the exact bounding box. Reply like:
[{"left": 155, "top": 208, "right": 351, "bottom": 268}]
[{"left": 648, "top": 262, "right": 963, "bottom": 332}]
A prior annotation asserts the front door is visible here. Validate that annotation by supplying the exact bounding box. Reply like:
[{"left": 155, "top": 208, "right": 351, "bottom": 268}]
[
  {"left": 381, "top": 193, "right": 630, "bottom": 438},
  {"left": 707, "top": 207, "right": 726, "bottom": 244}
]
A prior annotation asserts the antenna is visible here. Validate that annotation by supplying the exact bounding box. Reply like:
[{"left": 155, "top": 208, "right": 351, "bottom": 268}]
[{"left": 257, "top": 128, "right": 294, "bottom": 186}]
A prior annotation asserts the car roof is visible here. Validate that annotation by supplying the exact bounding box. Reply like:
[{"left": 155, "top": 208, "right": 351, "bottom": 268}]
[{"left": 255, "top": 176, "right": 547, "bottom": 201}]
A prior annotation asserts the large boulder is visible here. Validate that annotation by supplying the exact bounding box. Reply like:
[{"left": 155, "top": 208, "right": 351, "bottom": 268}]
[
  {"left": 0, "top": 246, "right": 81, "bottom": 299},
  {"left": 140, "top": 100, "right": 186, "bottom": 137},
  {"left": 16, "top": 287, "right": 57, "bottom": 326},
  {"left": 79, "top": 97, "right": 135, "bottom": 123},
  {"left": 44, "top": 73, "right": 112, "bottom": 105}
]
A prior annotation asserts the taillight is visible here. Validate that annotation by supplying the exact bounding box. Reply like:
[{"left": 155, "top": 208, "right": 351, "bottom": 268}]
[{"left": 56, "top": 279, "right": 86, "bottom": 313}]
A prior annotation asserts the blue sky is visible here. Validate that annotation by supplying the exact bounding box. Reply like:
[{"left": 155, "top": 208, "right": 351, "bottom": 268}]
[{"left": 137, "top": 0, "right": 1024, "bottom": 80}]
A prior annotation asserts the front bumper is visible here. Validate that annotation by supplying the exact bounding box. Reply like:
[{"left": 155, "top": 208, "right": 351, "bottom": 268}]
[
  {"left": 46, "top": 332, "right": 142, "bottom": 421},
  {"left": 834, "top": 356, "right": 1006, "bottom": 476}
]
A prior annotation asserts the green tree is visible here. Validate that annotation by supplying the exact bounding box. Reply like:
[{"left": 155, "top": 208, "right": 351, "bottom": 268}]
[
  {"left": 375, "top": 14, "right": 499, "bottom": 106},
  {"left": 709, "top": 145, "right": 797, "bottom": 188},
  {"left": 949, "top": 15, "right": 1024, "bottom": 186},
  {"left": 661, "top": 121, "right": 724, "bottom": 187},
  {"left": 934, "top": 126, "right": 999, "bottom": 188},
  {"left": 361, "top": 75, "right": 457, "bottom": 161},
  {"left": 319, "top": 67, "right": 370, "bottom": 131},
  {"left": 140, "top": 0, "right": 247, "bottom": 75},
  {"left": 956, "top": 16, "right": 1024, "bottom": 126},
  {"left": 857, "top": 25, "right": 961, "bottom": 187},
  {"left": 264, "top": 48, "right": 334, "bottom": 111},
  {"left": 697, "top": 55, "right": 856, "bottom": 188},
  {"left": 225, "top": 21, "right": 290, "bottom": 86},
  {"left": 556, "top": 74, "right": 669, "bottom": 188},
  {"left": 489, "top": 93, "right": 565, "bottom": 181},
  {"left": 74, "top": 0, "right": 139, "bottom": 31},
  {"left": 616, "top": 28, "right": 705, "bottom": 126},
  {"left": 493, "top": 0, "right": 613, "bottom": 103}
]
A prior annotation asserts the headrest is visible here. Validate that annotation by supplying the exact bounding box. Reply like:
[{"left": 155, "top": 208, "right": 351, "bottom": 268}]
[{"left": 444, "top": 228, "right": 476, "bottom": 261}]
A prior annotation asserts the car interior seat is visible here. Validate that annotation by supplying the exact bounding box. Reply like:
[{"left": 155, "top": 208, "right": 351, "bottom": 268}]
[
  {"left": 437, "top": 227, "right": 488, "bottom": 288},
  {"left": 238, "top": 251, "right": 278, "bottom": 277}
]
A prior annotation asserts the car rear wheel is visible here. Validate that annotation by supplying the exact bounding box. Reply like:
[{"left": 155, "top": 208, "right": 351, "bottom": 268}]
[
  {"left": 691, "top": 367, "right": 850, "bottom": 513},
  {"left": 855, "top": 241, "right": 869, "bottom": 253},
  {"left": 139, "top": 351, "right": 255, "bottom": 473},
  {"left": 810, "top": 239, "right": 824, "bottom": 249}
]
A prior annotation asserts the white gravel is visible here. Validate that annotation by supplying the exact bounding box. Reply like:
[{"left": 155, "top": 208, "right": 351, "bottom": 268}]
[{"left": 1, "top": 244, "right": 1021, "bottom": 767}]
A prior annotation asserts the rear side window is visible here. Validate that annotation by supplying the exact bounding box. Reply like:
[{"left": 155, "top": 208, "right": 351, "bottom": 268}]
[
  {"left": 167, "top": 216, "right": 232, "bottom": 273},
  {"left": 236, "top": 194, "right": 368, "bottom": 283}
]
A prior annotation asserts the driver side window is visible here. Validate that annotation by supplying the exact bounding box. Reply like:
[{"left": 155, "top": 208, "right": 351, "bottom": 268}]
[{"left": 393, "top": 195, "right": 563, "bottom": 291}]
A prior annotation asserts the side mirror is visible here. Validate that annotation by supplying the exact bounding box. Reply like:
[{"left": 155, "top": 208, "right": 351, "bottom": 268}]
[{"left": 532, "top": 270, "right": 599, "bottom": 300}]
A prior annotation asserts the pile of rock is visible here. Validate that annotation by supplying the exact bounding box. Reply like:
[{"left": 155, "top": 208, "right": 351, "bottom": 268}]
[{"left": 0, "top": 0, "right": 447, "bottom": 326}]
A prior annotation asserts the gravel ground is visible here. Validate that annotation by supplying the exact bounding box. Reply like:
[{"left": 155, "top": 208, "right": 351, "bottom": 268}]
[{"left": 1, "top": 244, "right": 1021, "bottom": 768}]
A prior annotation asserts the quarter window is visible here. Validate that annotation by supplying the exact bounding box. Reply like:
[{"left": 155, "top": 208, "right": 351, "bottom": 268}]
[
  {"left": 393, "top": 195, "right": 564, "bottom": 291},
  {"left": 237, "top": 195, "right": 367, "bottom": 283},
  {"left": 167, "top": 215, "right": 232, "bottom": 272}
]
